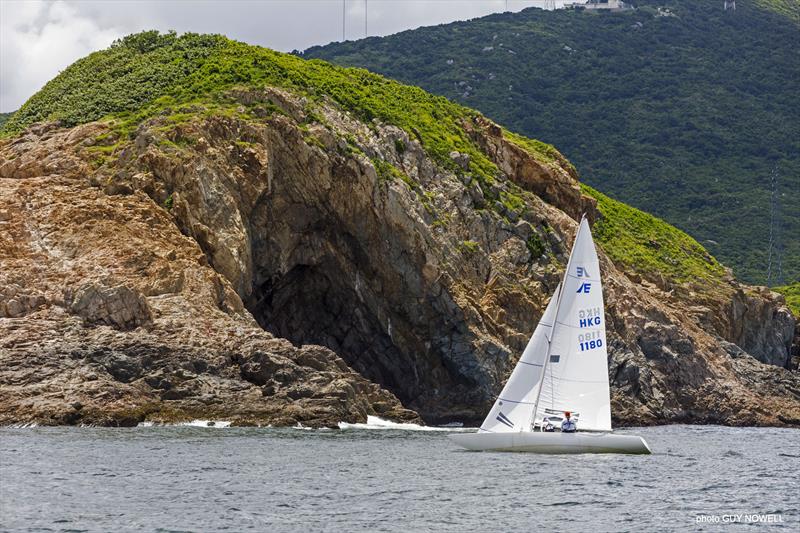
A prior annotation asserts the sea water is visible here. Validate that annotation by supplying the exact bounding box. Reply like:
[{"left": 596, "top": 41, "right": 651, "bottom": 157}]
[{"left": 0, "top": 422, "right": 796, "bottom": 531}]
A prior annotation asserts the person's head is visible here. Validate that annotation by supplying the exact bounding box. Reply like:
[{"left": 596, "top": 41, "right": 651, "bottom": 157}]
[{"left": 564, "top": 411, "right": 571, "bottom": 419}]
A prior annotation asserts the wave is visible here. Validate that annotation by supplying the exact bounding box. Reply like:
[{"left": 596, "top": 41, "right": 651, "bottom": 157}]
[
  {"left": 5, "top": 417, "right": 469, "bottom": 432},
  {"left": 338, "top": 415, "right": 471, "bottom": 432},
  {"left": 291, "top": 423, "right": 330, "bottom": 431},
  {"left": 137, "top": 420, "right": 232, "bottom": 428},
  {"left": 123, "top": 416, "right": 472, "bottom": 432},
  {"left": 4, "top": 422, "right": 39, "bottom": 429}
]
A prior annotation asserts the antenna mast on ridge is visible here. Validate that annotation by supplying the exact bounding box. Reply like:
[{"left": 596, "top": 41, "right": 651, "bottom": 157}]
[{"left": 766, "top": 165, "right": 783, "bottom": 286}]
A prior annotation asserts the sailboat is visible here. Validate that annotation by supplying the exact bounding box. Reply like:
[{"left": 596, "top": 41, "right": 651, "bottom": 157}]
[{"left": 449, "top": 216, "right": 651, "bottom": 454}]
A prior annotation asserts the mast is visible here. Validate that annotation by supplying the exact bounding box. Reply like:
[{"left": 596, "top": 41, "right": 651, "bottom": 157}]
[{"left": 526, "top": 216, "right": 585, "bottom": 431}]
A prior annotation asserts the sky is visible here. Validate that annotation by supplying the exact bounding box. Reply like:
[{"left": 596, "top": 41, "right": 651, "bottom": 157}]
[{"left": 0, "top": 0, "right": 567, "bottom": 112}]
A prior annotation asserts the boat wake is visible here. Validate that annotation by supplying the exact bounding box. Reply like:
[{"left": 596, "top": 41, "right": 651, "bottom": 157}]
[{"left": 338, "top": 415, "right": 470, "bottom": 432}]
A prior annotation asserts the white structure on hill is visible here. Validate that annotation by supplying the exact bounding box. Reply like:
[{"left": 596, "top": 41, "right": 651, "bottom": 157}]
[{"left": 564, "top": 0, "right": 632, "bottom": 10}]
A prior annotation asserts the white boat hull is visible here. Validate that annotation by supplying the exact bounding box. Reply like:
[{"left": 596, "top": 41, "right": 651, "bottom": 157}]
[{"left": 449, "top": 431, "right": 651, "bottom": 454}]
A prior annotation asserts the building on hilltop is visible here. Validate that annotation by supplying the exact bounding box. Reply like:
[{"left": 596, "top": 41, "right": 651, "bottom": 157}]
[{"left": 564, "top": 0, "right": 633, "bottom": 11}]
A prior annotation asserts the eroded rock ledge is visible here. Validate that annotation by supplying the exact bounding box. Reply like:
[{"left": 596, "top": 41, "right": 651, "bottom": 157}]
[{"left": 1, "top": 90, "right": 797, "bottom": 427}]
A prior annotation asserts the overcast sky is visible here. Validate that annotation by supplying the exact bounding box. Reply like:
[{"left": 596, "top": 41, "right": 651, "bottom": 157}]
[{"left": 0, "top": 0, "right": 568, "bottom": 112}]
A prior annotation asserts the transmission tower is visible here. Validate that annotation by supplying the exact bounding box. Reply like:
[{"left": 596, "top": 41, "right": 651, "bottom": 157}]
[
  {"left": 766, "top": 165, "right": 784, "bottom": 286},
  {"left": 544, "top": 0, "right": 557, "bottom": 10}
]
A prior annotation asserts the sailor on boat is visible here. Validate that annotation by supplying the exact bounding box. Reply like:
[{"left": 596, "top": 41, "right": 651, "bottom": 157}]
[
  {"left": 543, "top": 418, "right": 556, "bottom": 432},
  {"left": 561, "top": 412, "right": 577, "bottom": 433}
]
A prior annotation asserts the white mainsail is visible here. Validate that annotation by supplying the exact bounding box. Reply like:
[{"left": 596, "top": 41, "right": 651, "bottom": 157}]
[
  {"left": 480, "top": 216, "right": 612, "bottom": 434},
  {"left": 535, "top": 217, "right": 611, "bottom": 431}
]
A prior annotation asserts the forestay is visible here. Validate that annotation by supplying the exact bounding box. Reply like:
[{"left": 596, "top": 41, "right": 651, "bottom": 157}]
[{"left": 479, "top": 284, "right": 559, "bottom": 433}]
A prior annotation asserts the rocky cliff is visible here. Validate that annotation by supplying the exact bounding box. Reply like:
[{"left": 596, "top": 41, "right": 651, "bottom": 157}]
[
  {"left": 1, "top": 33, "right": 798, "bottom": 427},
  {"left": 0, "top": 116, "right": 419, "bottom": 427}
]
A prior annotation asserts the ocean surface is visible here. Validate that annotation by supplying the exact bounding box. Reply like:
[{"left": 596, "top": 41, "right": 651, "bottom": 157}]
[{"left": 1, "top": 420, "right": 796, "bottom": 532}]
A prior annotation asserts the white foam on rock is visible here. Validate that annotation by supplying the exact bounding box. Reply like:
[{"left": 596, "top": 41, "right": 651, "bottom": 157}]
[
  {"left": 338, "top": 415, "right": 469, "bottom": 432},
  {"left": 131, "top": 417, "right": 471, "bottom": 431},
  {"left": 181, "top": 420, "right": 232, "bottom": 428},
  {"left": 5, "top": 422, "right": 39, "bottom": 429},
  {"left": 136, "top": 420, "right": 232, "bottom": 428}
]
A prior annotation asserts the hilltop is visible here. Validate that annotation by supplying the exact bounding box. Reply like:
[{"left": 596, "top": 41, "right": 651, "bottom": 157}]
[
  {"left": 0, "top": 32, "right": 797, "bottom": 427},
  {"left": 305, "top": 0, "right": 800, "bottom": 287}
]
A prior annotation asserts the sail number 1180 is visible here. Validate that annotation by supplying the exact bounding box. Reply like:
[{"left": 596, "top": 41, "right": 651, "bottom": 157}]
[
  {"left": 578, "top": 331, "right": 603, "bottom": 352},
  {"left": 579, "top": 339, "right": 603, "bottom": 351}
]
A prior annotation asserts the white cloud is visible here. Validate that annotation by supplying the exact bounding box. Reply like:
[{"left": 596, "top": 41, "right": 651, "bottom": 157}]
[{"left": 0, "top": 0, "right": 125, "bottom": 111}]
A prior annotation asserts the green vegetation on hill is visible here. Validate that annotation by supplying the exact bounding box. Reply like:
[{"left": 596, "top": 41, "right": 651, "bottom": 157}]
[
  {"left": 774, "top": 282, "right": 800, "bottom": 317},
  {"left": 305, "top": 0, "right": 799, "bottom": 287},
  {"left": 0, "top": 113, "right": 13, "bottom": 130},
  {"left": 2, "top": 30, "right": 727, "bottom": 289},
  {"left": 756, "top": 0, "right": 800, "bottom": 23},
  {"left": 1, "top": 30, "right": 502, "bottom": 187},
  {"left": 583, "top": 184, "right": 725, "bottom": 284}
]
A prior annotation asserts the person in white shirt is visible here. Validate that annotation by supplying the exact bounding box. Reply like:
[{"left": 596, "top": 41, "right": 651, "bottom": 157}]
[
  {"left": 543, "top": 418, "right": 555, "bottom": 432},
  {"left": 561, "top": 411, "right": 577, "bottom": 433}
]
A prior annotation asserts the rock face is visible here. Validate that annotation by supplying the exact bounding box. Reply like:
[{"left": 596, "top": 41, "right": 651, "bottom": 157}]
[
  {"left": 1, "top": 88, "right": 798, "bottom": 427},
  {"left": 0, "top": 119, "right": 416, "bottom": 427},
  {"left": 67, "top": 283, "right": 153, "bottom": 330},
  {"left": 726, "top": 288, "right": 795, "bottom": 367}
]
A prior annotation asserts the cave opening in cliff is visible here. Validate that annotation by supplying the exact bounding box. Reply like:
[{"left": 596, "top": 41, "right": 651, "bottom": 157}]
[{"left": 248, "top": 261, "right": 423, "bottom": 412}]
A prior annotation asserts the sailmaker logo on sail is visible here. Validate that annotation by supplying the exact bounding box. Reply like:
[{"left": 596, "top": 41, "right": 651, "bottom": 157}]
[{"left": 495, "top": 411, "right": 514, "bottom": 429}]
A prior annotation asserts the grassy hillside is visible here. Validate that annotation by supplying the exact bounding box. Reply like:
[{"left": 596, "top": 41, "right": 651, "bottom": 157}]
[
  {"left": 1, "top": 31, "right": 503, "bottom": 185},
  {"left": 0, "top": 113, "right": 13, "bottom": 130},
  {"left": 305, "top": 0, "right": 799, "bottom": 287},
  {"left": 756, "top": 0, "right": 800, "bottom": 23},
  {"left": 583, "top": 184, "right": 725, "bottom": 284},
  {"left": 774, "top": 282, "right": 800, "bottom": 317},
  {"left": 1, "top": 31, "right": 725, "bottom": 289}
]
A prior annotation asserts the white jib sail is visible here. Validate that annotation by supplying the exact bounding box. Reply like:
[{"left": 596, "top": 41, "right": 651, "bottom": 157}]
[
  {"left": 479, "top": 283, "right": 560, "bottom": 433},
  {"left": 535, "top": 217, "right": 612, "bottom": 431}
]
